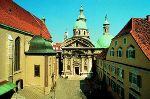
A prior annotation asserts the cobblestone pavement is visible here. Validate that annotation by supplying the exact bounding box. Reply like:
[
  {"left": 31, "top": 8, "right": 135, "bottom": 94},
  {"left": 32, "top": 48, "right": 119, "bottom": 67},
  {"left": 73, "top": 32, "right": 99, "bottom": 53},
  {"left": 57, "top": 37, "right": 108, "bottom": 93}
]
[
  {"left": 54, "top": 77, "right": 86, "bottom": 99},
  {"left": 11, "top": 77, "right": 86, "bottom": 99}
]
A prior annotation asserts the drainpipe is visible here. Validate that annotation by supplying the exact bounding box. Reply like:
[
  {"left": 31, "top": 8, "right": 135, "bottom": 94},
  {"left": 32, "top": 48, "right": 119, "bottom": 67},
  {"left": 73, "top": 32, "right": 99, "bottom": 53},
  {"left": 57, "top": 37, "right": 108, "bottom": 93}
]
[{"left": 12, "top": 42, "right": 14, "bottom": 83}]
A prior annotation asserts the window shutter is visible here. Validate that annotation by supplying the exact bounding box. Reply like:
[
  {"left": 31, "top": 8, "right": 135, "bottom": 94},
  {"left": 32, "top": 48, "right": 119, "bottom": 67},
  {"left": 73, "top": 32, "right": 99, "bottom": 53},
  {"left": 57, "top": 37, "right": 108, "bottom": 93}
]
[
  {"left": 122, "top": 70, "right": 124, "bottom": 78},
  {"left": 137, "top": 75, "right": 142, "bottom": 88},
  {"left": 117, "top": 68, "right": 119, "bottom": 76},
  {"left": 129, "top": 72, "right": 132, "bottom": 83},
  {"left": 132, "top": 50, "right": 135, "bottom": 58},
  {"left": 110, "top": 51, "right": 111, "bottom": 56},
  {"left": 121, "top": 87, "right": 124, "bottom": 98},
  {"left": 117, "top": 51, "right": 118, "bottom": 56},
  {"left": 113, "top": 51, "right": 114, "bottom": 56},
  {"left": 126, "top": 50, "right": 128, "bottom": 58}
]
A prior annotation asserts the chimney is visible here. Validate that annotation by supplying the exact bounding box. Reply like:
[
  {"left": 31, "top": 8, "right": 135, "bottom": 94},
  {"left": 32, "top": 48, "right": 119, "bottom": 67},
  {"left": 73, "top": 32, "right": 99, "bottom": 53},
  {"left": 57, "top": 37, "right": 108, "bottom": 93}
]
[
  {"left": 41, "top": 17, "right": 46, "bottom": 24},
  {"left": 146, "top": 15, "right": 150, "bottom": 21}
]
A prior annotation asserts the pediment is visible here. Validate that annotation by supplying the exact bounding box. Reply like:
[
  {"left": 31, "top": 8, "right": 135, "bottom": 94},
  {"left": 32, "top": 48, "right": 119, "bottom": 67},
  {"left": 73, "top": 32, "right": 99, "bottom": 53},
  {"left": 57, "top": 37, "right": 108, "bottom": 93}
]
[{"left": 62, "top": 37, "right": 94, "bottom": 48}]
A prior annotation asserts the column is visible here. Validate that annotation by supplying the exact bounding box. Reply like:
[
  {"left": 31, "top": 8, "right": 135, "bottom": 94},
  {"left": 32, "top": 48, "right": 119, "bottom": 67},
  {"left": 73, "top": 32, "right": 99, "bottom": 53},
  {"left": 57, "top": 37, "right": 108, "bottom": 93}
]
[
  {"left": 88, "top": 56, "right": 92, "bottom": 73},
  {"left": 81, "top": 56, "right": 85, "bottom": 75},
  {"left": 71, "top": 57, "right": 73, "bottom": 75}
]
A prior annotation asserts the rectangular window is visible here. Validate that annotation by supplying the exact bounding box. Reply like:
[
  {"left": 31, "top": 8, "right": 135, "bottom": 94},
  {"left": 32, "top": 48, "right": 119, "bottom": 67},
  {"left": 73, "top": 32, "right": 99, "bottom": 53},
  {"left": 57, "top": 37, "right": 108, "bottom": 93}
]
[
  {"left": 117, "top": 84, "right": 124, "bottom": 99},
  {"left": 112, "top": 66, "right": 116, "bottom": 76},
  {"left": 123, "top": 38, "right": 127, "bottom": 44},
  {"left": 129, "top": 93, "right": 139, "bottom": 99},
  {"left": 84, "top": 66, "right": 87, "bottom": 71},
  {"left": 129, "top": 72, "right": 142, "bottom": 89},
  {"left": 117, "top": 68, "right": 124, "bottom": 79},
  {"left": 111, "top": 80, "right": 116, "bottom": 92},
  {"left": 34, "top": 65, "right": 40, "bottom": 77}
]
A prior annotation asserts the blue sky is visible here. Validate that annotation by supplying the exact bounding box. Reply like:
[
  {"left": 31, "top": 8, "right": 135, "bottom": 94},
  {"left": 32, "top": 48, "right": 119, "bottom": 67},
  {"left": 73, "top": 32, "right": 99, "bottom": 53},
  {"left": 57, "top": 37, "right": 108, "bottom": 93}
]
[{"left": 14, "top": 0, "right": 150, "bottom": 44}]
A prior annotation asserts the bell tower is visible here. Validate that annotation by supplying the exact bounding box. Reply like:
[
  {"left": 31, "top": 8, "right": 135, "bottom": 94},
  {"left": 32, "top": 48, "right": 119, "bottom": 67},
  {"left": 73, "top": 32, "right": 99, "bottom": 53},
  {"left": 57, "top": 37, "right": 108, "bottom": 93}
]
[{"left": 103, "top": 15, "right": 110, "bottom": 35}]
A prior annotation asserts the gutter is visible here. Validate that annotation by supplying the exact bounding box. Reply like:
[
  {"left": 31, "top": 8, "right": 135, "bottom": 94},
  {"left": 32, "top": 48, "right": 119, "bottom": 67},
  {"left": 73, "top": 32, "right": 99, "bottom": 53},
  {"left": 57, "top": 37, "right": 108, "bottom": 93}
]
[{"left": 0, "top": 23, "right": 34, "bottom": 37}]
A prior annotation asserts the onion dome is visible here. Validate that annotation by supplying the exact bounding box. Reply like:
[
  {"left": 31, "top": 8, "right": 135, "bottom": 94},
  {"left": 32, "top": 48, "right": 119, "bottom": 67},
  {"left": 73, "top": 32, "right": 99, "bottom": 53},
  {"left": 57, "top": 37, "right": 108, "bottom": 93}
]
[{"left": 26, "top": 35, "right": 56, "bottom": 54}]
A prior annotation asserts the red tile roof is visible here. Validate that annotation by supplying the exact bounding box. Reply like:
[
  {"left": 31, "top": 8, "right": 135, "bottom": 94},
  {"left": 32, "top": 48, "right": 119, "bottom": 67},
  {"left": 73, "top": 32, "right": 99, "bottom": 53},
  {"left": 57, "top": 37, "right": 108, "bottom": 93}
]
[
  {"left": 115, "top": 17, "right": 150, "bottom": 60},
  {"left": 53, "top": 43, "right": 62, "bottom": 51},
  {"left": 0, "top": 0, "right": 51, "bottom": 40}
]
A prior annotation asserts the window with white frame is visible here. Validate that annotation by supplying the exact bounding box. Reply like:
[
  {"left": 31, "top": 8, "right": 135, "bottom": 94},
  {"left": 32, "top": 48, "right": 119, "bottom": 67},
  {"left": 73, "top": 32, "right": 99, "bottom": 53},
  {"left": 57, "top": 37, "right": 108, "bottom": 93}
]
[
  {"left": 112, "top": 65, "right": 116, "bottom": 76},
  {"left": 117, "top": 84, "right": 124, "bottom": 99},
  {"left": 129, "top": 93, "right": 140, "bottom": 99},
  {"left": 117, "top": 67, "right": 124, "bottom": 79},
  {"left": 126, "top": 45, "right": 135, "bottom": 59},
  {"left": 117, "top": 47, "right": 123, "bottom": 57},
  {"left": 111, "top": 80, "right": 116, "bottom": 92},
  {"left": 129, "top": 72, "right": 142, "bottom": 91},
  {"left": 110, "top": 47, "right": 114, "bottom": 56}
]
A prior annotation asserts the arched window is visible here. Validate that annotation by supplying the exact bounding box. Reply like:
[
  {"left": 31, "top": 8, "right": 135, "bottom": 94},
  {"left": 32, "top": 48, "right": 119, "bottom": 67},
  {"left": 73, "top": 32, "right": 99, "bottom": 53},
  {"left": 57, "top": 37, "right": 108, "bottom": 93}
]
[
  {"left": 110, "top": 47, "right": 114, "bottom": 56},
  {"left": 117, "top": 47, "right": 122, "bottom": 57},
  {"left": 84, "top": 31, "right": 86, "bottom": 35},
  {"left": 14, "top": 37, "right": 20, "bottom": 71},
  {"left": 126, "top": 45, "right": 135, "bottom": 58},
  {"left": 79, "top": 30, "right": 80, "bottom": 35}
]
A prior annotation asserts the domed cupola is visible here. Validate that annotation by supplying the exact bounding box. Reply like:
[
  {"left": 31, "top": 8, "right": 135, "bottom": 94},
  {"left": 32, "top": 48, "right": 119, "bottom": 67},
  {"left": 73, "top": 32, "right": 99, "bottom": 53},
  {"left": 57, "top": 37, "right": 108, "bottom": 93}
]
[
  {"left": 73, "top": 5, "right": 89, "bottom": 39},
  {"left": 96, "top": 15, "right": 114, "bottom": 48},
  {"left": 26, "top": 35, "right": 56, "bottom": 54}
]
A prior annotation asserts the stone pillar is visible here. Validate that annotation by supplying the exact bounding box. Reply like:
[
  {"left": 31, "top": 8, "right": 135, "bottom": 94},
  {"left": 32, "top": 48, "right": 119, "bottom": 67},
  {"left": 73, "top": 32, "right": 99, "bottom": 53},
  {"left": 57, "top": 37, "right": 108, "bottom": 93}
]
[
  {"left": 71, "top": 57, "right": 73, "bottom": 75},
  {"left": 81, "top": 56, "right": 85, "bottom": 75},
  {"left": 63, "top": 56, "right": 66, "bottom": 76},
  {"left": 88, "top": 56, "right": 92, "bottom": 73}
]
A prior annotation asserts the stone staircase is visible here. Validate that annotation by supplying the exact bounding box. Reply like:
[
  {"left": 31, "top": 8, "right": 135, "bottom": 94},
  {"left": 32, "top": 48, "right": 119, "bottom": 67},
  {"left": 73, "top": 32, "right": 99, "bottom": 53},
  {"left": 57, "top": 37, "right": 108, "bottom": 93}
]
[{"left": 67, "top": 75, "right": 86, "bottom": 80}]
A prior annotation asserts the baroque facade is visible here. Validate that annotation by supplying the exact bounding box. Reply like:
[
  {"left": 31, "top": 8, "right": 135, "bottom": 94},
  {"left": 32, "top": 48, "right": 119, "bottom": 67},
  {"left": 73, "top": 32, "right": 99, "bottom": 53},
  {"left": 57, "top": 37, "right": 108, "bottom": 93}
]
[
  {"left": 61, "top": 6, "right": 95, "bottom": 78},
  {"left": 96, "top": 16, "right": 150, "bottom": 99}
]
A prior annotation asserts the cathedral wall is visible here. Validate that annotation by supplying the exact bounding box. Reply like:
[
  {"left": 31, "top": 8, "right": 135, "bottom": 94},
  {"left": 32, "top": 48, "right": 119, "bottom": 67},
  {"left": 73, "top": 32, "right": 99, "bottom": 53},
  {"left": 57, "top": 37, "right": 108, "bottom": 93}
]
[{"left": 0, "top": 27, "right": 32, "bottom": 87}]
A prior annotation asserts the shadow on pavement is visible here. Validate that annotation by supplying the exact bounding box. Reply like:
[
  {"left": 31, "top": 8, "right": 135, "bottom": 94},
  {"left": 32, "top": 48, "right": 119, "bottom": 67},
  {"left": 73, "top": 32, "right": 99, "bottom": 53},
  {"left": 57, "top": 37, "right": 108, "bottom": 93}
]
[{"left": 80, "top": 76, "right": 120, "bottom": 99}]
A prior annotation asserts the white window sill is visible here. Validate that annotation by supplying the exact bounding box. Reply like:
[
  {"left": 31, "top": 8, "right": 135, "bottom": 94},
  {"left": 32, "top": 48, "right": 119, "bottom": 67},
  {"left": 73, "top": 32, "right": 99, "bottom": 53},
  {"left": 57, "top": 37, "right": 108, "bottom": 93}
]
[
  {"left": 131, "top": 83, "right": 140, "bottom": 92},
  {"left": 14, "top": 70, "right": 22, "bottom": 75}
]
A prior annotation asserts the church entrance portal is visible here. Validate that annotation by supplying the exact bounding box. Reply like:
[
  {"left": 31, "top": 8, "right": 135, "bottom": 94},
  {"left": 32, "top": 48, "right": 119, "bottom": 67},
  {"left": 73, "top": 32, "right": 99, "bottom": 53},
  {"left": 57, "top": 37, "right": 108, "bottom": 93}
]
[{"left": 75, "top": 67, "right": 79, "bottom": 75}]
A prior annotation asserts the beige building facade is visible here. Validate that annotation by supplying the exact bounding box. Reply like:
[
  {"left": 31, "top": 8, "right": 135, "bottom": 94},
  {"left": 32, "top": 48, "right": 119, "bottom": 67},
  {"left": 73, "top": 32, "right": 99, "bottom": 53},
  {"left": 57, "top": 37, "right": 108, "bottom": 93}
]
[{"left": 96, "top": 16, "right": 150, "bottom": 99}]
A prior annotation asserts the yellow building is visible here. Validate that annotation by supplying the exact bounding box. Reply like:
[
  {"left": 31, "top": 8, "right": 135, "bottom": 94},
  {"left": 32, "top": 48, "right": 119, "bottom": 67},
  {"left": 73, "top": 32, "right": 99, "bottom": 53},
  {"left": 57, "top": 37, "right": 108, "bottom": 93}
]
[
  {"left": 96, "top": 16, "right": 150, "bottom": 99},
  {"left": 0, "top": 0, "right": 57, "bottom": 95}
]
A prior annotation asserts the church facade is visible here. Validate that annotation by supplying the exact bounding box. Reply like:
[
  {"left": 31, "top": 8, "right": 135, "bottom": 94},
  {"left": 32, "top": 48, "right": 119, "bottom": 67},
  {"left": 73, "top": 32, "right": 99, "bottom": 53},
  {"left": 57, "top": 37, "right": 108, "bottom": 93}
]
[
  {"left": 61, "top": 6, "right": 95, "bottom": 78},
  {"left": 0, "top": 0, "right": 58, "bottom": 95}
]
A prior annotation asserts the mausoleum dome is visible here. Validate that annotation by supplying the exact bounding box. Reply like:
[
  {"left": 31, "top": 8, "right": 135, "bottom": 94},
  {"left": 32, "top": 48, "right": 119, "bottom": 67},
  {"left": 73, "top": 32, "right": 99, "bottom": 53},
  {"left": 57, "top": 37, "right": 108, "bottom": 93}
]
[{"left": 73, "top": 20, "right": 87, "bottom": 29}]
